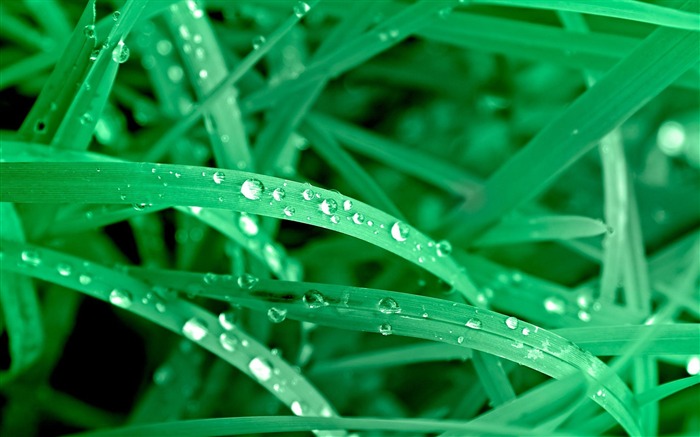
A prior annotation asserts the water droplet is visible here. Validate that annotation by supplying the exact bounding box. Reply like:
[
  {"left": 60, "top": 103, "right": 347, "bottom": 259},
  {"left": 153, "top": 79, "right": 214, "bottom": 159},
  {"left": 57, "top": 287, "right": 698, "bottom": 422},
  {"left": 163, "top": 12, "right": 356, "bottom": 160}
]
[
  {"left": 198, "top": 69, "right": 208, "bottom": 79},
  {"left": 293, "top": 1, "right": 310, "bottom": 17},
  {"left": 522, "top": 327, "right": 530, "bottom": 336},
  {"left": 578, "top": 310, "right": 591, "bottom": 322},
  {"left": 290, "top": 400, "right": 305, "bottom": 415},
  {"left": 218, "top": 311, "right": 237, "bottom": 330},
  {"left": 112, "top": 11, "right": 121, "bottom": 21},
  {"left": 352, "top": 212, "right": 365, "bottom": 224},
  {"left": 84, "top": 25, "right": 96, "bottom": 38},
  {"left": 248, "top": 357, "right": 273, "bottom": 381},
  {"left": 273, "top": 188, "right": 286, "bottom": 201},
  {"left": 182, "top": 318, "right": 208, "bottom": 341},
  {"left": 267, "top": 307, "right": 287, "bottom": 323},
  {"left": 527, "top": 349, "right": 544, "bottom": 360},
  {"left": 241, "top": 178, "right": 265, "bottom": 200},
  {"left": 212, "top": 171, "right": 225, "bottom": 184},
  {"left": 80, "top": 113, "right": 93, "bottom": 125},
  {"left": 378, "top": 297, "right": 400, "bottom": 314},
  {"left": 237, "top": 273, "right": 259, "bottom": 290},
  {"left": 436, "top": 240, "right": 452, "bottom": 257},
  {"left": 343, "top": 200, "right": 353, "bottom": 211},
  {"left": 56, "top": 263, "right": 72, "bottom": 277},
  {"left": 89, "top": 49, "right": 100, "bottom": 61},
  {"left": 21, "top": 250, "right": 41, "bottom": 267},
  {"left": 544, "top": 297, "right": 566, "bottom": 315},
  {"left": 109, "top": 289, "right": 132, "bottom": 308},
  {"left": 112, "top": 41, "right": 130, "bottom": 63},
  {"left": 303, "top": 290, "right": 328, "bottom": 308},
  {"left": 252, "top": 35, "right": 266, "bottom": 50},
  {"left": 391, "top": 222, "right": 409, "bottom": 242},
  {"left": 686, "top": 356, "right": 700, "bottom": 375},
  {"left": 302, "top": 188, "right": 315, "bottom": 200},
  {"left": 320, "top": 198, "right": 337, "bottom": 215},
  {"left": 466, "top": 318, "right": 482, "bottom": 329},
  {"left": 457, "top": 336, "right": 465, "bottom": 344},
  {"left": 379, "top": 323, "right": 393, "bottom": 336},
  {"left": 505, "top": 316, "right": 518, "bottom": 330},
  {"left": 78, "top": 274, "right": 92, "bottom": 285},
  {"left": 168, "top": 65, "right": 184, "bottom": 83},
  {"left": 203, "top": 272, "right": 217, "bottom": 285},
  {"left": 219, "top": 332, "right": 239, "bottom": 351},
  {"left": 283, "top": 206, "right": 295, "bottom": 217},
  {"left": 153, "top": 366, "right": 173, "bottom": 385},
  {"left": 238, "top": 213, "right": 259, "bottom": 236}
]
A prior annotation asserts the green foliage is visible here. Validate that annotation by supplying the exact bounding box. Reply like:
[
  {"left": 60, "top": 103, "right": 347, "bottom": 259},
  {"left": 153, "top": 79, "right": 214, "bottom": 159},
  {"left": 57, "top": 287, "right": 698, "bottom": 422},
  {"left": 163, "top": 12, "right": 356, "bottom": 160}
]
[{"left": 1, "top": 1, "right": 698, "bottom": 436}]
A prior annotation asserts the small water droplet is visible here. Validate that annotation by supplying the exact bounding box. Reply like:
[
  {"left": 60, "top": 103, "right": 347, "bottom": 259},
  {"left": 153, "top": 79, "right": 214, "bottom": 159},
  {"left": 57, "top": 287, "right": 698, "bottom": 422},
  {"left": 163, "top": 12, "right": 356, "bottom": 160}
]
[
  {"left": 544, "top": 297, "right": 566, "bottom": 314},
  {"left": 241, "top": 178, "right": 264, "bottom": 200},
  {"left": 198, "top": 69, "right": 208, "bottom": 79},
  {"left": 80, "top": 113, "right": 93, "bottom": 125},
  {"left": 112, "top": 41, "right": 130, "bottom": 63},
  {"left": 237, "top": 273, "right": 259, "bottom": 290},
  {"left": 182, "top": 318, "right": 208, "bottom": 341},
  {"left": 219, "top": 332, "right": 239, "bottom": 351},
  {"left": 391, "top": 222, "right": 409, "bottom": 242},
  {"left": 203, "top": 272, "right": 217, "bottom": 285},
  {"left": 112, "top": 11, "right": 121, "bottom": 21},
  {"left": 303, "top": 290, "right": 328, "bottom": 308},
  {"left": 329, "top": 215, "right": 340, "bottom": 224},
  {"left": 273, "top": 188, "right": 286, "bottom": 201},
  {"left": 248, "top": 357, "right": 273, "bottom": 381},
  {"left": 78, "top": 274, "right": 92, "bottom": 285},
  {"left": 320, "top": 198, "right": 337, "bottom": 215},
  {"left": 89, "top": 49, "right": 100, "bottom": 61},
  {"left": 505, "top": 316, "right": 518, "bottom": 330},
  {"left": 212, "top": 171, "right": 225, "bottom": 184},
  {"left": 84, "top": 25, "right": 96, "bottom": 38},
  {"left": 252, "top": 35, "right": 266, "bottom": 50},
  {"left": 522, "top": 327, "right": 530, "bottom": 336},
  {"left": 283, "top": 206, "right": 295, "bottom": 217},
  {"left": 457, "top": 336, "right": 465, "bottom": 344},
  {"left": 352, "top": 212, "right": 365, "bottom": 224},
  {"left": 153, "top": 366, "right": 173, "bottom": 385},
  {"left": 578, "top": 310, "right": 591, "bottom": 322},
  {"left": 466, "top": 318, "right": 482, "bottom": 329},
  {"left": 238, "top": 213, "right": 259, "bottom": 236},
  {"left": 290, "top": 400, "right": 305, "bottom": 415},
  {"left": 302, "top": 188, "right": 315, "bottom": 200},
  {"left": 21, "top": 250, "right": 41, "bottom": 267},
  {"left": 378, "top": 297, "right": 400, "bottom": 314},
  {"left": 438, "top": 7, "right": 453, "bottom": 18},
  {"left": 379, "top": 323, "right": 393, "bottom": 336},
  {"left": 343, "top": 200, "right": 353, "bottom": 211},
  {"left": 219, "top": 311, "right": 237, "bottom": 330},
  {"left": 109, "top": 289, "right": 132, "bottom": 308},
  {"left": 436, "top": 240, "right": 452, "bottom": 257},
  {"left": 267, "top": 307, "right": 288, "bottom": 323},
  {"left": 56, "top": 263, "right": 72, "bottom": 277},
  {"left": 293, "top": 1, "right": 311, "bottom": 17}
]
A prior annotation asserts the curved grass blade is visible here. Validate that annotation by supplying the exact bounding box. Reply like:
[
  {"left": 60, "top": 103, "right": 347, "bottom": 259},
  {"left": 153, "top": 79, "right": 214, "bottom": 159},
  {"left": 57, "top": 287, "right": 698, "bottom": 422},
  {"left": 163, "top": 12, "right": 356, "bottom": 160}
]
[
  {"left": 438, "top": 9, "right": 700, "bottom": 245},
  {"left": 473, "top": 215, "right": 608, "bottom": 247},
  {"left": 0, "top": 240, "right": 343, "bottom": 434},
  {"left": 0, "top": 204, "right": 43, "bottom": 386},
  {"left": 0, "top": 161, "right": 481, "bottom": 303},
  {"left": 127, "top": 269, "right": 643, "bottom": 436}
]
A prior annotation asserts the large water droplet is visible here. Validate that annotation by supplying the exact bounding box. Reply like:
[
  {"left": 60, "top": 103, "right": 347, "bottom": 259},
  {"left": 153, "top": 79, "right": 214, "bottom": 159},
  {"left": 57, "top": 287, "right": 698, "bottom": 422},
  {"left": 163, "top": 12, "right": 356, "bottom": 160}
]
[
  {"left": 293, "top": 1, "right": 311, "bottom": 17},
  {"left": 436, "top": 240, "right": 452, "bottom": 257},
  {"left": 466, "top": 318, "right": 482, "bottom": 330},
  {"left": 343, "top": 200, "right": 353, "bottom": 211},
  {"left": 378, "top": 297, "right": 400, "bottom": 314},
  {"left": 267, "top": 307, "right": 288, "bottom": 323},
  {"left": 505, "top": 316, "right": 518, "bottom": 330},
  {"left": 109, "top": 289, "right": 132, "bottom": 308},
  {"left": 273, "top": 188, "right": 286, "bottom": 201},
  {"left": 21, "top": 250, "right": 41, "bottom": 267},
  {"left": 182, "top": 318, "right": 208, "bottom": 341},
  {"left": 391, "top": 222, "right": 409, "bottom": 242},
  {"left": 212, "top": 171, "right": 225, "bottom": 184},
  {"left": 218, "top": 311, "right": 237, "bottom": 330},
  {"left": 248, "top": 357, "right": 273, "bottom": 382},
  {"left": 302, "top": 188, "right": 315, "bottom": 201},
  {"left": 241, "top": 178, "right": 264, "bottom": 200},
  {"left": 303, "top": 290, "right": 328, "bottom": 308},
  {"left": 237, "top": 273, "right": 259, "bottom": 290},
  {"left": 379, "top": 323, "right": 393, "bottom": 336},
  {"left": 112, "top": 41, "right": 130, "bottom": 63},
  {"left": 320, "top": 198, "right": 337, "bottom": 215},
  {"left": 219, "top": 332, "right": 239, "bottom": 351}
]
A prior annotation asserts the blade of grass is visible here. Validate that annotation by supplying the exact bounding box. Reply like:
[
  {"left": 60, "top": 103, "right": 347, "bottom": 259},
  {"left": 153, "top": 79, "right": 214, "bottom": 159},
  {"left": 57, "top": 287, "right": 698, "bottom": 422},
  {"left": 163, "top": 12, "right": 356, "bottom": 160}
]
[
  {"left": 438, "top": 7, "right": 700, "bottom": 245},
  {"left": 473, "top": 215, "right": 608, "bottom": 247},
  {"left": 471, "top": 351, "right": 517, "bottom": 406}
]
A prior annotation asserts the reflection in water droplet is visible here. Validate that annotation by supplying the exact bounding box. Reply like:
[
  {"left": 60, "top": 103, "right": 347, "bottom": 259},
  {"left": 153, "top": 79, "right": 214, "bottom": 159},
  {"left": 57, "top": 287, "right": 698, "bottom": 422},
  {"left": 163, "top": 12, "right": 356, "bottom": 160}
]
[
  {"left": 109, "top": 289, "right": 132, "bottom": 308},
  {"left": 21, "top": 250, "right": 42, "bottom": 267},
  {"left": 219, "top": 311, "right": 237, "bottom": 330},
  {"left": 212, "top": 171, "right": 225, "bottom": 184},
  {"left": 241, "top": 178, "right": 265, "bottom": 200},
  {"left": 252, "top": 35, "right": 266, "bottom": 50},
  {"left": 343, "top": 200, "right": 353, "bottom": 211},
  {"left": 273, "top": 188, "right": 286, "bottom": 201},
  {"left": 293, "top": 1, "right": 311, "bottom": 18},
  {"left": 283, "top": 206, "right": 295, "bottom": 217},
  {"left": 302, "top": 188, "right": 315, "bottom": 200},
  {"left": 219, "top": 332, "right": 239, "bottom": 351},
  {"left": 56, "top": 263, "right": 72, "bottom": 277},
  {"left": 391, "top": 222, "right": 409, "bottom": 242},
  {"left": 544, "top": 297, "right": 566, "bottom": 315},
  {"left": 112, "top": 41, "right": 130, "bottom": 63},
  {"left": 436, "top": 240, "right": 452, "bottom": 257},
  {"left": 320, "top": 198, "right": 337, "bottom": 215},
  {"left": 352, "top": 213, "right": 365, "bottom": 224},
  {"left": 237, "top": 273, "right": 259, "bottom": 290}
]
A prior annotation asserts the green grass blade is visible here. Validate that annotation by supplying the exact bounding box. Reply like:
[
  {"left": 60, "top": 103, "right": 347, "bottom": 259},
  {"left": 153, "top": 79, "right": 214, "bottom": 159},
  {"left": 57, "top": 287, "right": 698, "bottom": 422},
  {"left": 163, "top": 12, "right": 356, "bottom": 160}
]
[
  {"left": 0, "top": 204, "right": 43, "bottom": 386},
  {"left": 473, "top": 215, "right": 608, "bottom": 247},
  {"left": 471, "top": 351, "right": 517, "bottom": 406},
  {"left": 439, "top": 10, "right": 700, "bottom": 244}
]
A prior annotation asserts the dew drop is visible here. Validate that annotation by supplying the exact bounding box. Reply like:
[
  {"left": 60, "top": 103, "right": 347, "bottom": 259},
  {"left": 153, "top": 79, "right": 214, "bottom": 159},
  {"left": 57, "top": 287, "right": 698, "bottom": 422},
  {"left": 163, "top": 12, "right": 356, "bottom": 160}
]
[
  {"left": 544, "top": 297, "right": 566, "bottom": 315},
  {"left": 132, "top": 203, "right": 149, "bottom": 211},
  {"left": 89, "top": 49, "right": 100, "bottom": 61},
  {"left": 303, "top": 290, "right": 328, "bottom": 309},
  {"left": 182, "top": 318, "right": 208, "bottom": 341},
  {"left": 218, "top": 311, "right": 237, "bottom": 330},
  {"left": 293, "top": 1, "right": 310, "bottom": 17},
  {"left": 505, "top": 316, "right": 519, "bottom": 330},
  {"left": 522, "top": 327, "right": 531, "bottom": 336},
  {"left": 109, "top": 289, "right": 132, "bottom": 308},
  {"left": 686, "top": 356, "right": 700, "bottom": 375},
  {"left": 21, "top": 250, "right": 41, "bottom": 267},
  {"left": 320, "top": 198, "right": 338, "bottom": 215},
  {"left": 212, "top": 171, "right": 225, "bottom": 184},
  {"left": 379, "top": 323, "right": 393, "bottom": 336},
  {"left": 272, "top": 188, "right": 286, "bottom": 201},
  {"left": 111, "top": 41, "right": 130, "bottom": 64},
  {"left": 330, "top": 215, "right": 340, "bottom": 224},
  {"left": 80, "top": 113, "right": 93, "bottom": 125},
  {"left": 84, "top": 25, "right": 96, "bottom": 38},
  {"left": 291, "top": 400, "right": 305, "bottom": 416},
  {"left": 238, "top": 213, "right": 259, "bottom": 236},
  {"left": 378, "top": 297, "right": 400, "bottom": 314},
  {"left": 203, "top": 272, "right": 217, "bottom": 285},
  {"left": 283, "top": 206, "right": 295, "bottom": 217},
  {"left": 241, "top": 178, "right": 265, "bottom": 200},
  {"left": 237, "top": 273, "right": 259, "bottom": 290},
  {"left": 56, "top": 263, "right": 72, "bottom": 277},
  {"left": 352, "top": 212, "right": 365, "bottom": 224},
  {"left": 390, "top": 222, "right": 409, "bottom": 242},
  {"left": 343, "top": 200, "right": 353, "bottom": 211},
  {"left": 466, "top": 318, "right": 482, "bottom": 330},
  {"left": 78, "top": 274, "right": 93, "bottom": 285},
  {"left": 112, "top": 11, "right": 121, "bottom": 21},
  {"left": 219, "top": 332, "right": 239, "bottom": 351},
  {"left": 457, "top": 336, "right": 465, "bottom": 344},
  {"left": 267, "top": 307, "right": 288, "bottom": 323},
  {"left": 248, "top": 357, "right": 273, "bottom": 382},
  {"left": 302, "top": 188, "right": 315, "bottom": 201},
  {"left": 252, "top": 35, "right": 266, "bottom": 50},
  {"left": 578, "top": 310, "right": 591, "bottom": 322},
  {"left": 436, "top": 240, "right": 452, "bottom": 257}
]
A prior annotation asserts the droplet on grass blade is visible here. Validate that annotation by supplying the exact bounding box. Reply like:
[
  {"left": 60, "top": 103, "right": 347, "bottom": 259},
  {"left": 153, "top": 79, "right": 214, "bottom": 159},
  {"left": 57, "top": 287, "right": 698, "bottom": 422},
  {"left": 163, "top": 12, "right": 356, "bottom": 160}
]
[
  {"left": 56, "top": 263, "right": 72, "bottom": 277},
  {"left": 112, "top": 41, "right": 130, "bottom": 63},
  {"left": 21, "top": 250, "right": 41, "bottom": 267},
  {"left": 252, "top": 35, "right": 266, "bottom": 50},
  {"left": 248, "top": 357, "right": 273, "bottom": 382},
  {"left": 378, "top": 297, "right": 400, "bottom": 314},
  {"left": 391, "top": 222, "right": 409, "bottom": 242},
  {"left": 182, "top": 318, "right": 208, "bottom": 341},
  {"left": 212, "top": 171, "right": 225, "bottom": 184},
  {"left": 505, "top": 316, "right": 518, "bottom": 330},
  {"left": 320, "top": 198, "right": 338, "bottom": 215},
  {"left": 109, "top": 289, "right": 133, "bottom": 308},
  {"left": 218, "top": 311, "right": 237, "bottom": 330},
  {"left": 303, "top": 290, "right": 328, "bottom": 308},
  {"left": 293, "top": 1, "right": 311, "bottom": 18},
  {"left": 267, "top": 307, "right": 287, "bottom": 323},
  {"left": 219, "top": 332, "right": 239, "bottom": 351},
  {"left": 273, "top": 188, "right": 286, "bottom": 201},
  {"left": 544, "top": 297, "right": 566, "bottom": 314},
  {"left": 241, "top": 178, "right": 264, "bottom": 200},
  {"left": 379, "top": 323, "right": 393, "bottom": 336},
  {"left": 237, "top": 273, "right": 259, "bottom": 290},
  {"left": 466, "top": 318, "right": 482, "bottom": 330},
  {"left": 436, "top": 240, "right": 452, "bottom": 257}
]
